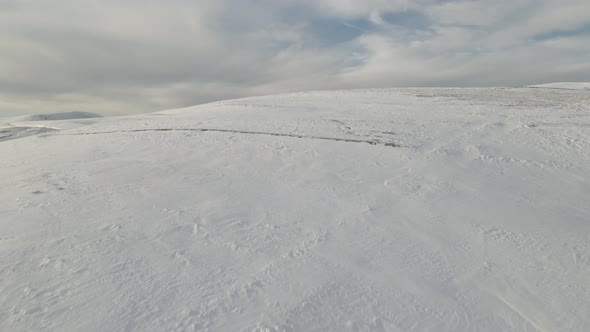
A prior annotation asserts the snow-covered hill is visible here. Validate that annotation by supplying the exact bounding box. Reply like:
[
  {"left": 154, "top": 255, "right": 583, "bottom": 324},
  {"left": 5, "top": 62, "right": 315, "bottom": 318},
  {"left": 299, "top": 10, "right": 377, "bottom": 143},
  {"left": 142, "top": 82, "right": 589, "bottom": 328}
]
[
  {"left": 6, "top": 111, "right": 103, "bottom": 123},
  {"left": 529, "top": 82, "right": 590, "bottom": 90},
  {"left": 1, "top": 88, "right": 590, "bottom": 331},
  {"left": 0, "top": 112, "right": 104, "bottom": 143}
]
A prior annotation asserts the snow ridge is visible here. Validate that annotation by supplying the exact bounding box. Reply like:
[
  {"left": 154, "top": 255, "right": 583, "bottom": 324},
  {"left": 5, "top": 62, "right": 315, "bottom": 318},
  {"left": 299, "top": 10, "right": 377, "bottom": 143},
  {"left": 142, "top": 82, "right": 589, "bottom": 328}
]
[{"left": 529, "top": 82, "right": 590, "bottom": 90}]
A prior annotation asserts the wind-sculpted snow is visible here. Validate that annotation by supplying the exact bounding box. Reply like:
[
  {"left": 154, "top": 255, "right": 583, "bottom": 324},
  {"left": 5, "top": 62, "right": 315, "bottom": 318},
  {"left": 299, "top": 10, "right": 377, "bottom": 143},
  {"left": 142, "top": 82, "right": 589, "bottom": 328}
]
[{"left": 1, "top": 88, "right": 590, "bottom": 331}]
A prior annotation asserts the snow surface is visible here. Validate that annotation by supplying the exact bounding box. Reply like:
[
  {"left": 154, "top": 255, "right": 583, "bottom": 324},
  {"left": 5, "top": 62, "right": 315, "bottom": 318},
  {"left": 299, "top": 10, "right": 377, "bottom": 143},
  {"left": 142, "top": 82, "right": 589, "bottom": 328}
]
[
  {"left": 1, "top": 88, "right": 590, "bottom": 331},
  {"left": 2, "top": 111, "right": 102, "bottom": 123},
  {"left": 0, "top": 112, "right": 104, "bottom": 143},
  {"left": 529, "top": 82, "right": 590, "bottom": 90}
]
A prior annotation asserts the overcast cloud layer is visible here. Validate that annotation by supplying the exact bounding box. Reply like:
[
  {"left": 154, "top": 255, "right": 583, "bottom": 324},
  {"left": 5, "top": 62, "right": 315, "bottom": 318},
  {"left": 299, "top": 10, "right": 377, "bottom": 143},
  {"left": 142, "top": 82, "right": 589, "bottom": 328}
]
[{"left": 1, "top": 0, "right": 589, "bottom": 116}]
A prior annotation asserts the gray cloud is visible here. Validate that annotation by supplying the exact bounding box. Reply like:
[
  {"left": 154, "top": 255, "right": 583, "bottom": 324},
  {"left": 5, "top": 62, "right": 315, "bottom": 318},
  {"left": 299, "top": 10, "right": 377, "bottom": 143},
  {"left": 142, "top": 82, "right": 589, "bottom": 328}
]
[{"left": 1, "top": 0, "right": 589, "bottom": 116}]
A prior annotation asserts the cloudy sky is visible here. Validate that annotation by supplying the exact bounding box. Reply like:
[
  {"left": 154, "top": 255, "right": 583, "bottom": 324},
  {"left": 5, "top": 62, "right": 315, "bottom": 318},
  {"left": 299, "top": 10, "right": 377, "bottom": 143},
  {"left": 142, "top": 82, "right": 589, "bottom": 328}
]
[{"left": 1, "top": 0, "right": 589, "bottom": 116}]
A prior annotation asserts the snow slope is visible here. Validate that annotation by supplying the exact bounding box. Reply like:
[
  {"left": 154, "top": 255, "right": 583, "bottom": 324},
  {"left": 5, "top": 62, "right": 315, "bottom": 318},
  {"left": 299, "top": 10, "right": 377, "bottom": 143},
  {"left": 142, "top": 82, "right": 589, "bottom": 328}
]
[
  {"left": 1, "top": 88, "right": 590, "bottom": 331},
  {"left": 529, "top": 82, "right": 590, "bottom": 90},
  {"left": 0, "top": 112, "right": 104, "bottom": 143},
  {"left": 6, "top": 111, "right": 103, "bottom": 123}
]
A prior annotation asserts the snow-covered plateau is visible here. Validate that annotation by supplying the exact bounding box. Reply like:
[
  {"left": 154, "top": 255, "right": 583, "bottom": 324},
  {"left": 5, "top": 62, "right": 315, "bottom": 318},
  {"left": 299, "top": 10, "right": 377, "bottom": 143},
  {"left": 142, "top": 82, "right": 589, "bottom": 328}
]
[
  {"left": 529, "top": 82, "right": 590, "bottom": 90},
  {"left": 1, "top": 87, "right": 589, "bottom": 331}
]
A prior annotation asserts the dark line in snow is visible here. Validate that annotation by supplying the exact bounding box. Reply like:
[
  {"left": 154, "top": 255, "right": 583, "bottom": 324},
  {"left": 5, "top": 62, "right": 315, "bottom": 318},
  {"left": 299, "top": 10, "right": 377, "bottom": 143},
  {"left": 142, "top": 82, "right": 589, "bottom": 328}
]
[{"left": 55, "top": 128, "right": 402, "bottom": 148}]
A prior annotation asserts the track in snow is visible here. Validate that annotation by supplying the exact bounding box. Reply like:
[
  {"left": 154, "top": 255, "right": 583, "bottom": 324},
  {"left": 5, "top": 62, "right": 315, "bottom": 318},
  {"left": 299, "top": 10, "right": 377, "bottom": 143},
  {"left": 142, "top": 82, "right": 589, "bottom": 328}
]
[{"left": 52, "top": 127, "right": 402, "bottom": 148}]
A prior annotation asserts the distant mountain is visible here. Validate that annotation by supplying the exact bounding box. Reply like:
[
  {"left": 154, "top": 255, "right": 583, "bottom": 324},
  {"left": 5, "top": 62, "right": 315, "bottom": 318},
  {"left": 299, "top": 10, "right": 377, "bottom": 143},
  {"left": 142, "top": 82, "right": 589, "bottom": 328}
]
[{"left": 10, "top": 111, "right": 103, "bottom": 122}]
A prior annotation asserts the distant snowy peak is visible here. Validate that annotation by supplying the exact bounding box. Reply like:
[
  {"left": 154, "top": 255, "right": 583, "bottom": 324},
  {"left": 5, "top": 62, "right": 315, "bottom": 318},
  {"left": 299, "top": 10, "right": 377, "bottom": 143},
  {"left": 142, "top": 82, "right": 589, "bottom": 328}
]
[
  {"left": 11, "top": 111, "right": 103, "bottom": 122},
  {"left": 529, "top": 82, "right": 590, "bottom": 90}
]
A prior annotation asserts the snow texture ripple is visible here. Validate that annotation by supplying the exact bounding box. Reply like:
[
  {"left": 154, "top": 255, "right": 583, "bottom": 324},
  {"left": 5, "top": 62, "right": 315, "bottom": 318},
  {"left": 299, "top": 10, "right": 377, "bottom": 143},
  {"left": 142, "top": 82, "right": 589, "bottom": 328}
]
[{"left": 1, "top": 87, "right": 589, "bottom": 331}]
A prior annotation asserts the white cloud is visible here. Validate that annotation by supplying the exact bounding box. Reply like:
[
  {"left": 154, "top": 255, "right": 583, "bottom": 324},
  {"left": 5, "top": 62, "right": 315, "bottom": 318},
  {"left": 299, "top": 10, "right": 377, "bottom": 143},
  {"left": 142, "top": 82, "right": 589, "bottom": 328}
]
[{"left": 0, "top": 0, "right": 589, "bottom": 116}]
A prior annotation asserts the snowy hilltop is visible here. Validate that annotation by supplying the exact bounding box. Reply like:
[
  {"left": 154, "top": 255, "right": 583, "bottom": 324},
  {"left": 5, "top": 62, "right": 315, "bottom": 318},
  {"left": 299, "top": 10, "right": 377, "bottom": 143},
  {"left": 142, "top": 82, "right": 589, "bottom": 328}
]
[
  {"left": 1, "top": 87, "right": 590, "bottom": 331},
  {"left": 529, "top": 82, "right": 590, "bottom": 90}
]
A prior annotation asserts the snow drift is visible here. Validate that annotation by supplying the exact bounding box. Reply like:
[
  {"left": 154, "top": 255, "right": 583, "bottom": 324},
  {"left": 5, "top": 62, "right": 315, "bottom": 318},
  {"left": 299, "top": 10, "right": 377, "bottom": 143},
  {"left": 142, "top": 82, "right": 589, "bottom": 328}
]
[{"left": 1, "top": 87, "right": 589, "bottom": 331}]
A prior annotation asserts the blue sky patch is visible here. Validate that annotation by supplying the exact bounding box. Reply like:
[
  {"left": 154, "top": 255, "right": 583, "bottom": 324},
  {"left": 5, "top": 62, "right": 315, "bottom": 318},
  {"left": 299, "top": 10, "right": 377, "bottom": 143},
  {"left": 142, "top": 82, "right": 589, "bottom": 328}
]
[
  {"left": 309, "top": 18, "right": 373, "bottom": 45},
  {"left": 532, "top": 24, "right": 590, "bottom": 42}
]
